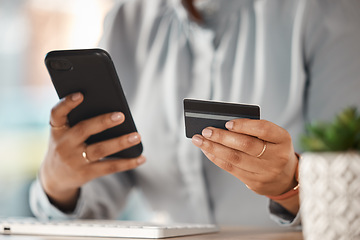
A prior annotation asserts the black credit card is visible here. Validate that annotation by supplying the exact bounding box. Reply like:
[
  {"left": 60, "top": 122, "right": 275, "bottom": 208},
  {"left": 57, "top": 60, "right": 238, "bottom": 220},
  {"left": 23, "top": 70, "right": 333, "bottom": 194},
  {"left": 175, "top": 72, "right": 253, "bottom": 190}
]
[{"left": 184, "top": 99, "right": 260, "bottom": 138}]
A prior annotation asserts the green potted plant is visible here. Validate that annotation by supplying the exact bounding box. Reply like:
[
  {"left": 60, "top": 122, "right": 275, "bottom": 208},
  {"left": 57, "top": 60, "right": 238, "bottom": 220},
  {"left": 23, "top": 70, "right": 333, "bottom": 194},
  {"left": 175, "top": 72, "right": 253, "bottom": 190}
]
[{"left": 299, "top": 107, "right": 360, "bottom": 240}]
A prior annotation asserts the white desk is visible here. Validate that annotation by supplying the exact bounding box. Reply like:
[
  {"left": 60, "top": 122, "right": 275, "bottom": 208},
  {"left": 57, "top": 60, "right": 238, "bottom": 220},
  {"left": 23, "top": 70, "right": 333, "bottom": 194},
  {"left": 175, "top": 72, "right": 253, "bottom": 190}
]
[{"left": 0, "top": 226, "right": 303, "bottom": 240}]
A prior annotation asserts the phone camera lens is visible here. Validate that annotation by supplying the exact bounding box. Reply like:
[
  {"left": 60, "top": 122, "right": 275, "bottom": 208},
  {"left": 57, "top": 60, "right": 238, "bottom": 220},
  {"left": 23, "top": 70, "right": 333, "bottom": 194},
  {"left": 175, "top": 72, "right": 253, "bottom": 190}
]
[{"left": 50, "top": 59, "right": 73, "bottom": 71}]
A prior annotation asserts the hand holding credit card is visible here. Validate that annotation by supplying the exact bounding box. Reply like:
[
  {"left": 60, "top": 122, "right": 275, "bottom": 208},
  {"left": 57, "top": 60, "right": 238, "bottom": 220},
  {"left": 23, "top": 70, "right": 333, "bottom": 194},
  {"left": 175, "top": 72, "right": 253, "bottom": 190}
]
[
  {"left": 184, "top": 99, "right": 260, "bottom": 138},
  {"left": 184, "top": 98, "right": 300, "bottom": 208}
]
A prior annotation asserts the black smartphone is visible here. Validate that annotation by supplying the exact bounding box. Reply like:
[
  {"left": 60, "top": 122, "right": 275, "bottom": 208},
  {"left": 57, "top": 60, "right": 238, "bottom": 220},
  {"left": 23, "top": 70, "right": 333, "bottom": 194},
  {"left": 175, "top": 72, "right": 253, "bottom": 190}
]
[{"left": 45, "top": 48, "right": 143, "bottom": 159}]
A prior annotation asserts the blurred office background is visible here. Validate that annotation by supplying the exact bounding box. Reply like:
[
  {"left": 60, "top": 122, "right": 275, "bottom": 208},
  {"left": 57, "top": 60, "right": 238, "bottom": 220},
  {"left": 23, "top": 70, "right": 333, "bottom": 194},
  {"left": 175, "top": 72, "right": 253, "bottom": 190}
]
[{"left": 0, "top": 0, "right": 116, "bottom": 217}]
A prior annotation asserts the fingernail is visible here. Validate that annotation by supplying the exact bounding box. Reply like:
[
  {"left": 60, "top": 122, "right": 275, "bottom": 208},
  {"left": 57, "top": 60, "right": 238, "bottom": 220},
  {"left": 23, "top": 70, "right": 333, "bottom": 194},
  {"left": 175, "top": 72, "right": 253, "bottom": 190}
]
[
  {"left": 71, "top": 92, "right": 81, "bottom": 101},
  {"left": 137, "top": 156, "right": 146, "bottom": 164},
  {"left": 111, "top": 112, "right": 123, "bottom": 122},
  {"left": 192, "top": 135, "right": 203, "bottom": 146},
  {"left": 128, "top": 133, "right": 140, "bottom": 143},
  {"left": 226, "top": 121, "right": 234, "bottom": 130},
  {"left": 202, "top": 128, "right": 212, "bottom": 138}
]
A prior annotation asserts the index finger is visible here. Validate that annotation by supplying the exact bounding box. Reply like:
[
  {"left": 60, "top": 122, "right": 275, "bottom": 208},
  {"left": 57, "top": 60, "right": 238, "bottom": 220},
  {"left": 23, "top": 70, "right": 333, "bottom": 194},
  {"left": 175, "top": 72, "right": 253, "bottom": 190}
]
[
  {"left": 225, "top": 119, "right": 290, "bottom": 144},
  {"left": 50, "top": 92, "right": 83, "bottom": 127}
]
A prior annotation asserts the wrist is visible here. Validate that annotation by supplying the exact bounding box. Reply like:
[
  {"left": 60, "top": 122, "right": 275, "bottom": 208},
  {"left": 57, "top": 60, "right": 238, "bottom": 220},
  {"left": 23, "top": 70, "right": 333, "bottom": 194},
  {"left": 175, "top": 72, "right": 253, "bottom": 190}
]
[
  {"left": 266, "top": 181, "right": 299, "bottom": 201},
  {"left": 266, "top": 153, "right": 300, "bottom": 215},
  {"left": 39, "top": 168, "right": 79, "bottom": 212},
  {"left": 267, "top": 152, "right": 300, "bottom": 200},
  {"left": 46, "top": 187, "right": 80, "bottom": 213}
]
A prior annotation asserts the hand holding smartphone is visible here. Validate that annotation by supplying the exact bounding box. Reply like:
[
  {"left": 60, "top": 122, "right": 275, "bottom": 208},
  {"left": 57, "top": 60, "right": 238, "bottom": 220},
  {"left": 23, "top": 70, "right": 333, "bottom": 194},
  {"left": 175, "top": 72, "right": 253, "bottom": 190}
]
[{"left": 45, "top": 48, "right": 143, "bottom": 159}]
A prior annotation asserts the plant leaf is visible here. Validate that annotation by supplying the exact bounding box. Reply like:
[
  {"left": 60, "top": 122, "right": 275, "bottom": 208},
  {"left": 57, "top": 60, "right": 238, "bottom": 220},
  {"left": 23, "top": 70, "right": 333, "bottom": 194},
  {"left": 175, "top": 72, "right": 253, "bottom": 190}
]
[{"left": 300, "top": 107, "right": 360, "bottom": 152}]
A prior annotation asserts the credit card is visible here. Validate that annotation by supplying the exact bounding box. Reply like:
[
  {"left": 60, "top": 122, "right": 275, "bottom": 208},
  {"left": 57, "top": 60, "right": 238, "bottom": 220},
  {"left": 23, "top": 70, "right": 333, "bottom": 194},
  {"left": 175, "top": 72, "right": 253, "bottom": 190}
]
[{"left": 183, "top": 99, "right": 260, "bottom": 138}]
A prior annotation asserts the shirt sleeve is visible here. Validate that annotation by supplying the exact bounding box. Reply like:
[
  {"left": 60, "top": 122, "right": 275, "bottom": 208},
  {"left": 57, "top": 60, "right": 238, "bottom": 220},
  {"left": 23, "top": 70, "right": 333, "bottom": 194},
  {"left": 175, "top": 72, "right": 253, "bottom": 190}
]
[
  {"left": 29, "top": 172, "right": 135, "bottom": 220},
  {"left": 29, "top": 179, "right": 81, "bottom": 220},
  {"left": 268, "top": 200, "right": 302, "bottom": 228}
]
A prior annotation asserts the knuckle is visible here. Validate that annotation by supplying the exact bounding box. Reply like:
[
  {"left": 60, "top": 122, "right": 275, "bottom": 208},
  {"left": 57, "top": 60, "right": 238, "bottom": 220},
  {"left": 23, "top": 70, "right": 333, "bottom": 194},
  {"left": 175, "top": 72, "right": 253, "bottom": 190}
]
[
  {"left": 232, "top": 119, "right": 244, "bottom": 130},
  {"left": 257, "top": 121, "right": 270, "bottom": 136},
  {"left": 50, "top": 107, "right": 58, "bottom": 118},
  {"left": 100, "top": 115, "right": 111, "bottom": 127},
  {"left": 202, "top": 139, "right": 214, "bottom": 152},
  {"left": 276, "top": 151, "right": 291, "bottom": 166},
  {"left": 228, "top": 151, "right": 242, "bottom": 165},
  {"left": 283, "top": 131, "right": 292, "bottom": 142},
  {"left": 279, "top": 130, "right": 292, "bottom": 144},
  {"left": 240, "top": 138, "right": 254, "bottom": 150},
  {"left": 72, "top": 123, "right": 87, "bottom": 138},
  {"left": 220, "top": 161, "right": 234, "bottom": 172},
  {"left": 104, "top": 160, "right": 136, "bottom": 174},
  {"left": 213, "top": 129, "right": 224, "bottom": 141},
  {"left": 64, "top": 96, "right": 75, "bottom": 107},
  {"left": 91, "top": 145, "right": 106, "bottom": 159},
  {"left": 104, "top": 163, "right": 119, "bottom": 174},
  {"left": 117, "top": 138, "right": 130, "bottom": 151}
]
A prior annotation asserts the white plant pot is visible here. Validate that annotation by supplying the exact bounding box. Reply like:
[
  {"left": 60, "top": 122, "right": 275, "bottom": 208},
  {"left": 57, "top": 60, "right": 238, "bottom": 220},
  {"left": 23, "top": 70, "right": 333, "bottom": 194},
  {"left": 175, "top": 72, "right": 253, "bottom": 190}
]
[{"left": 299, "top": 152, "right": 360, "bottom": 240}]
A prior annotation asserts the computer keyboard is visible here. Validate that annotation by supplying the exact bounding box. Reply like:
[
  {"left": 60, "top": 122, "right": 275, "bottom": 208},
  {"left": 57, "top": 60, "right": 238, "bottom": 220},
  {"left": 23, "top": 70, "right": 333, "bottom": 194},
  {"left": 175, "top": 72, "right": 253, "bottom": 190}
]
[{"left": 0, "top": 218, "right": 219, "bottom": 239}]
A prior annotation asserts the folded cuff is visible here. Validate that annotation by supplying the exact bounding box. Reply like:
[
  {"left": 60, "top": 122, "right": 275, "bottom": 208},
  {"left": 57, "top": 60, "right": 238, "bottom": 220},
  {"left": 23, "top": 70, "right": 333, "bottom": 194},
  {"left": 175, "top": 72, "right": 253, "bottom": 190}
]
[{"left": 29, "top": 178, "right": 86, "bottom": 220}]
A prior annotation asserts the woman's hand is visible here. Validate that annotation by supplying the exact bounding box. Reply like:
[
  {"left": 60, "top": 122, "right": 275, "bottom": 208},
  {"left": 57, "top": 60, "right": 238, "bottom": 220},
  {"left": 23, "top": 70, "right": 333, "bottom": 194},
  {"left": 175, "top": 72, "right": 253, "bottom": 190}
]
[
  {"left": 40, "top": 92, "right": 145, "bottom": 211},
  {"left": 191, "top": 118, "right": 299, "bottom": 214}
]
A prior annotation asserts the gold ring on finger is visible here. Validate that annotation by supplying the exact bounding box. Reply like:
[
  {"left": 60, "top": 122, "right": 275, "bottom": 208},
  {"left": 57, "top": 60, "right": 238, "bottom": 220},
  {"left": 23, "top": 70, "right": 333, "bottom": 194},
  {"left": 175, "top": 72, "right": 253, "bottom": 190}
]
[
  {"left": 49, "top": 121, "right": 68, "bottom": 130},
  {"left": 82, "top": 146, "right": 91, "bottom": 163},
  {"left": 256, "top": 141, "right": 267, "bottom": 158}
]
